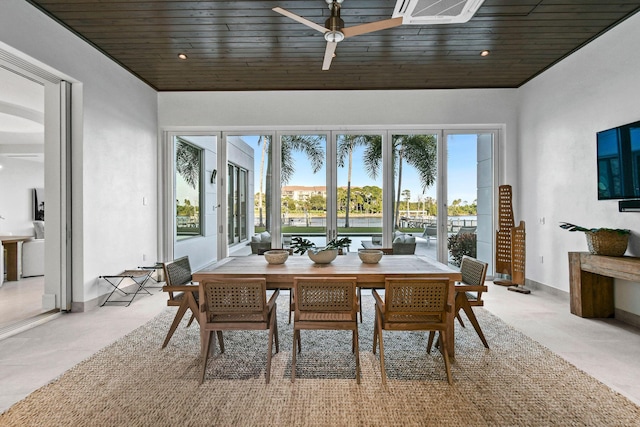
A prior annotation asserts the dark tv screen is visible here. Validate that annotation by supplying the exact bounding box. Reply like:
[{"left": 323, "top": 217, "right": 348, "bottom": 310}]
[{"left": 597, "top": 120, "right": 640, "bottom": 200}]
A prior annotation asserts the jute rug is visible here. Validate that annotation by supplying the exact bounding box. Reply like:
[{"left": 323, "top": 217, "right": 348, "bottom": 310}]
[{"left": 1, "top": 294, "right": 639, "bottom": 426}]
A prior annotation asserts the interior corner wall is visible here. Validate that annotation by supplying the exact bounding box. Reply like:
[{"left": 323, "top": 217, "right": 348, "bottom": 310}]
[
  {"left": 1, "top": 0, "right": 159, "bottom": 308},
  {"left": 517, "top": 12, "right": 640, "bottom": 314}
]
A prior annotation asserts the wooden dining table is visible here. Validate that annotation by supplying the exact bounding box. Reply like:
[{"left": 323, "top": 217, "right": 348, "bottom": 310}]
[{"left": 193, "top": 253, "right": 462, "bottom": 357}]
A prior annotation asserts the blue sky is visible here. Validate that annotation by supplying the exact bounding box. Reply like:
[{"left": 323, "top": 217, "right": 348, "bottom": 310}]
[{"left": 244, "top": 134, "right": 478, "bottom": 205}]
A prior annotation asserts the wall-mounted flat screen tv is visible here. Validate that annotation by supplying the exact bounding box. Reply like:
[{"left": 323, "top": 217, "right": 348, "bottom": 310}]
[{"left": 597, "top": 119, "right": 640, "bottom": 200}]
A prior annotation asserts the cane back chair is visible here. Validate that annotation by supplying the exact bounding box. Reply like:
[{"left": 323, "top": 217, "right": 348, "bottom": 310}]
[
  {"left": 373, "top": 277, "right": 453, "bottom": 385},
  {"left": 161, "top": 256, "right": 198, "bottom": 348},
  {"left": 199, "top": 278, "right": 279, "bottom": 384},
  {"left": 291, "top": 276, "right": 360, "bottom": 383}
]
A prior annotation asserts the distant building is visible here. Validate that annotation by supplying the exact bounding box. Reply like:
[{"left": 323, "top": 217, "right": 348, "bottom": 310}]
[{"left": 282, "top": 186, "right": 327, "bottom": 201}]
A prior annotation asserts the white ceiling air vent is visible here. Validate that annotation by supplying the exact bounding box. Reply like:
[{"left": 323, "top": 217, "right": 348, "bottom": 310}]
[{"left": 393, "top": 0, "right": 485, "bottom": 25}]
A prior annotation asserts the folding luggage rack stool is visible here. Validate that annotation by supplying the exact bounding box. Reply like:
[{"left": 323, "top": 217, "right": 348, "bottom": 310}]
[
  {"left": 138, "top": 262, "right": 164, "bottom": 290},
  {"left": 99, "top": 269, "right": 154, "bottom": 307}
]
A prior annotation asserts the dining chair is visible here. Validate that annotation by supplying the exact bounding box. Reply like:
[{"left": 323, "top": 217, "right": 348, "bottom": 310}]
[
  {"left": 161, "top": 256, "right": 199, "bottom": 348},
  {"left": 373, "top": 277, "right": 453, "bottom": 385},
  {"left": 291, "top": 276, "right": 360, "bottom": 383},
  {"left": 454, "top": 255, "right": 490, "bottom": 348},
  {"left": 199, "top": 278, "right": 279, "bottom": 384}
]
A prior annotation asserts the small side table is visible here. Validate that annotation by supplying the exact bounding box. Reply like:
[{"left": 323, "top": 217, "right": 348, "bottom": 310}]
[
  {"left": 99, "top": 269, "right": 153, "bottom": 307},
  {"left": 138, "top": 262, "right": 164, "bottom": 290}
]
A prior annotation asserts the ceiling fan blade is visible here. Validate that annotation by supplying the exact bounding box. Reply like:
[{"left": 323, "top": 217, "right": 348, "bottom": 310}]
[
  {"left": 322, "top": 42, "right": 337, "bottom": 70},
  {"left": 342, "top": 17, "right": 403, "bottom": 38},
  {"left": 272, "top": 7, "right": 328, "bottom": 34}
]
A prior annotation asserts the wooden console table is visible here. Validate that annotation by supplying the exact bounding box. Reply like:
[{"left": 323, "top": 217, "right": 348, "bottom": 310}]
[
  {"left": 569, "top": 252, "right": 640, "bottom": 318},
  {"left": 1, "top": 235, "right": 34, "bottom": 282}
]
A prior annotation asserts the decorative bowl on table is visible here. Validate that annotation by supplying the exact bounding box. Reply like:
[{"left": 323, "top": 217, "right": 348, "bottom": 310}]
[
  {"left": 307, "top": 248, "right": 338, "bottom": 264},
  {"left": 263, "top": 249, "right": 289, "bottom": 264},
  {"left": 358, "top": 249, "right": 384, "bottom": 264}
]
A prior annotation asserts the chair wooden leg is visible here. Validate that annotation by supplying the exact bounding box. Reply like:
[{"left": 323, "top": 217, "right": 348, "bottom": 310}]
[
  {"left": 427, "top": 331, "right": 436, "bottom": 354},
  {"left": 372, "top": 307, "right": 379, "bottom": 354},
  {"left": 200, "top": 330, "right": 213, "bottom": 384},
  {"left": 459, "top": 296, "right": 489, "bottom": 348},
  {"left": 288, "top": 291, "right": 293, "bottom": 324},
  {"left": 187, "top": 313, "right": 196, "bottom": 327},
  {"left": 162, "top": 301, "right": 190, "bottom": 348},
  {"left": 291, "top": 329, "right": 298, "bottom": 382},
  {"left": 456, "top": 312, "right": 465, "bottom": 328},
  {"left": 357, "top": 287, "right": 363, "bottom": 323},
  {"left": 216, "top": 331, "right": 225, "bottom": 353},
  {"left": 438, "top": 331, "right": 453, "bottom": 385},
  {"left": 377, "top": 321, "right": 387, "bottom": 385},
  {"left": 266, "top": 312, "right": 275, "bottom": 384},
  {"left": 273, "top": 307, "right": 280, "bottom": 354},
  {"left": 354, "top": 325, "right": 361, "bottom": 384}
]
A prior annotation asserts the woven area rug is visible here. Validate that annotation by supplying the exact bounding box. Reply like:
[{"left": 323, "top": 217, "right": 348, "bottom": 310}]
[{"left": 2, "top": 293, "right": 639, "bottom": 426}]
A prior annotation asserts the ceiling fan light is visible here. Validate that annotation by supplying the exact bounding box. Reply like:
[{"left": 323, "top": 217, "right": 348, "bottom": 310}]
[
  {"left": 324, "top": 30, "right": 344, "bottom": 43},
  {"left": 178, "top": 53, "right": 188, "bottom": 60}
]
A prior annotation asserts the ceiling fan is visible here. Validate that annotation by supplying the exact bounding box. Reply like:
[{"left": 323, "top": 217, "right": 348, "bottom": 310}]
[{"left": 273, "top": 0, "right": 403, "bottom": 70}]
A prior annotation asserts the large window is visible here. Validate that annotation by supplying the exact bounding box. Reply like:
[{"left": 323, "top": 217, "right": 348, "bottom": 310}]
[
  {"left": 336, "top": 134, "right": 383, "bottom": 251},
  {"left": 279, "top": 133, "right": 328, "bottom": 248},
  {"left": 191, "top": 128, "right": 496, "bottom": 274},
  {"left": 175, "top": 138, "right": 202, "bottom": 239}
]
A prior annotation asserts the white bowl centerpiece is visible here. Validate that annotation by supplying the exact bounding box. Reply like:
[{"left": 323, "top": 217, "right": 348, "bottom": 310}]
[
  {"left": 307, "top": 248, "right": 339, "bottom": 264},
  {"left": 290, "top": 236, "right": 351, "bottom": 264},
  {"left": 358, "top": 249, "right": 383, "bottom": 264},
  {"left": 263, "top": 249, "right": 289, "bottom": 264}
]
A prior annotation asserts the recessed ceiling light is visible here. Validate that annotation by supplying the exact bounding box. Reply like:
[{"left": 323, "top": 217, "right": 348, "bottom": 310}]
[
  {"left": 178, "top": 53, "right": 188, "bottom": 60},
  {"left": 480, "top": 50, "right": 490, "bottom": 57}
]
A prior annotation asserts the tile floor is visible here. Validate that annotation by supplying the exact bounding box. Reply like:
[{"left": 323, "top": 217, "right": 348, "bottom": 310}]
[
  {"left": 0, "top": 277, "right": 49, "bottom": 328},
  {"left": 1, "top": 278, "right": 639, "bottom": 414}
]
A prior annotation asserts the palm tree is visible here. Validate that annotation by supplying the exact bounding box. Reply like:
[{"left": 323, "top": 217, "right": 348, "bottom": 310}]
[
  {"left": 357, "top": 134, "right": 437, "bottom": 228},
  {"left": 402, "top": 189, "right": 411, "bottom": 218},
  {"left": 256, "top": 135, "right": 270, "bottom": 227},
  {"left": 175, "top": 138, "right": 200, "bottom": 189},
  {"left": 260, "top": 134, "right": 325, "bottom": 230},
  {"left": 337, "top": 135, "right": 378, "bottom": 227},
  {"left": 392, "top": 135, "right": 437, "bottom": 228}
]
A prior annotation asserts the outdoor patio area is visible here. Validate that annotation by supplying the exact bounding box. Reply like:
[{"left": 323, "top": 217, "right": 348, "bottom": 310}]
[{"left": 230, "top": 234, "right": 438, "bottom": 259}]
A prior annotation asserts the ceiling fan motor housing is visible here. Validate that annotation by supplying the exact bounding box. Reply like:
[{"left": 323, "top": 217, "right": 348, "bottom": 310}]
[{"left": 325, "top": 15, "right": 344, "bottom": 32}]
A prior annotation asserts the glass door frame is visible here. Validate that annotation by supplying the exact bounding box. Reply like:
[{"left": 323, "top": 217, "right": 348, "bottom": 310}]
[
  {"left": 209, "top": 126, "right": 499, "bottom": 271},
  {"left": 271, "top": 130, "right": 331, "bottom": 249},
  {"left": 442, "top": 129, "right": 499, "bottom": 276}
]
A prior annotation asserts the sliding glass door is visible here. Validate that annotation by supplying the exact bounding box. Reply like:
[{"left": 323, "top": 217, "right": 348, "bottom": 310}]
[
  {"left": 390, "top": 132, "right": 439, "bottom": 260},
  {"left": 444, "top": 131, "right": 495, "bottom": 274},
  {"left": 336, "top": 133, "right": 384, "bottom": 252},
  {"left": 227, "top": 163, "right": 248, "bottom": 244},
  {"left": 278, "top": 133, "right": 328, "bottom": 249},
  {"left": 208, "top": 128, "right": 496, "bottom": 275}
]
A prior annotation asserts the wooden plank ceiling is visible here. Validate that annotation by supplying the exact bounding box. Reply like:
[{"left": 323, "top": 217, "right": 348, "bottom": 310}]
[{"left": 27, "top": 0, "right": 640, "bottom": 91}]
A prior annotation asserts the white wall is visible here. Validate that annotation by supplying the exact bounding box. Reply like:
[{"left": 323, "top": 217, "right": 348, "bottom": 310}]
[
  {"left": 1, "top": 0, "right": 158, "bottom": 307},
  {"left": 0, "top": 158, "right": 43, "bottom": 236},
  {"left": 518, "top": 12, "right": 640, "bottom": 313}
]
